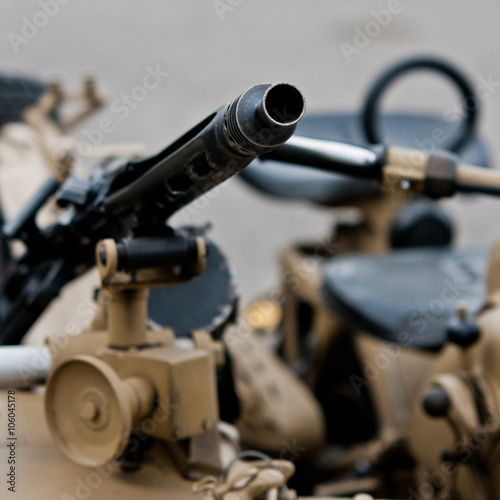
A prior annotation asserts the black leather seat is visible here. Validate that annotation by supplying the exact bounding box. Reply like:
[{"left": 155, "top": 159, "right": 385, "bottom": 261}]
[
  {"left": 239, "top": 113, "right": 489, "bottom": 206},
  {"left": 321, "top": 247, "right": 488, "bottom": 351}
]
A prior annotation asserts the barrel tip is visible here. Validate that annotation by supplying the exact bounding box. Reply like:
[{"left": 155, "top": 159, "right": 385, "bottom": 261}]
[{"left": 262, "top": 82, "right": 306, "bottom": 127}]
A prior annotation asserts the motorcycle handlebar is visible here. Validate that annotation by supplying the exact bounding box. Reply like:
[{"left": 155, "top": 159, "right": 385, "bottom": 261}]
[
  {"left": 263, "top": 136, "right": 500, "bottom": 199},
  {"left": 262, "top": 135, "right": 386, "bottom": 179}
]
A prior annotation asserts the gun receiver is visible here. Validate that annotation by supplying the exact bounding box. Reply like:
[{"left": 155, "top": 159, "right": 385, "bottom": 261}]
[{"left": 0, "top": 82, "right": 305, "bottom": 345}]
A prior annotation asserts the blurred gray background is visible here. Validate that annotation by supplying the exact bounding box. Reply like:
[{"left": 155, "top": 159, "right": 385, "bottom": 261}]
[{"left": 1, "top": 1, "right": 500, "bottom": 339}]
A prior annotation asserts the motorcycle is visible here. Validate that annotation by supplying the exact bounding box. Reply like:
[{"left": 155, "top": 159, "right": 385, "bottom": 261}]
[
  {"left": 268, "top": 132, "right": 500, "bottom": 500},
  {"left": 234, "top": 57, "right": 496, "bottom": 498}
]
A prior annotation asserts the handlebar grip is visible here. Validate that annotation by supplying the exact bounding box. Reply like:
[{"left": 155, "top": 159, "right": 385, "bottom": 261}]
[{"left": 456, "top": 164, "right": 500, "bottom": 196}]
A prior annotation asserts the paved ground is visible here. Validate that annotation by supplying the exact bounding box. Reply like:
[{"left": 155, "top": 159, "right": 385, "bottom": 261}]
[{"left": 1, "top": 0, "right": 500, "bottom": 340}]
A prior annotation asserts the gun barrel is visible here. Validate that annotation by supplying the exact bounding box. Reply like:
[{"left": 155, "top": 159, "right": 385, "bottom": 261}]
[
  {"left": 225, "top": 82, "right": 305, "bottom": 155},
  {"left": 104, "top": 82, "right": 305, "bottom": 218}
]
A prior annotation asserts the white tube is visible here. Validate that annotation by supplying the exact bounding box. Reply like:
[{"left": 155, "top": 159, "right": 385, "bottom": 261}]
[{"left": 0, "top": 346, "right": 52, "bottom": 389}]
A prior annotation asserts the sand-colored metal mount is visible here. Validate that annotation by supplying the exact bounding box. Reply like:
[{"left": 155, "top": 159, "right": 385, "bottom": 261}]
[
  {"left": 107, "top": 287, "right": 150, "bottom": 347},
  {"left": 192, "top": 329, "right": 225, "bottom": 370},
  {"left": 44, "top": 235, "right": 219, "bottom": 468},
  {"left": 96, "top": 237, "right": 207, "bottom": 290},
  {"left": 45, "top": 354, "right": 154, "bottom": 467},
  {"left": 45, "top": 329, "right": 220, "bottom": 468},
  {"left": 95, "top": 236, "right": 206, "bottom": 348}
]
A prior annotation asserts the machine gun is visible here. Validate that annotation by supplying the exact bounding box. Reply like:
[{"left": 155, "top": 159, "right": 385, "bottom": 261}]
[{"left": 0, "top": 82, "right": 305, "bottom": 345}]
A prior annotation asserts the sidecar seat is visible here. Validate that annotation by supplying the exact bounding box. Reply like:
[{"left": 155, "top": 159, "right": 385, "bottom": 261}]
[
  {"left": 239, "top": 113, "right": 490, "bottom": 207},
  {"left": 321, "top": 247, "right": 488, "bottom": 351}
]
